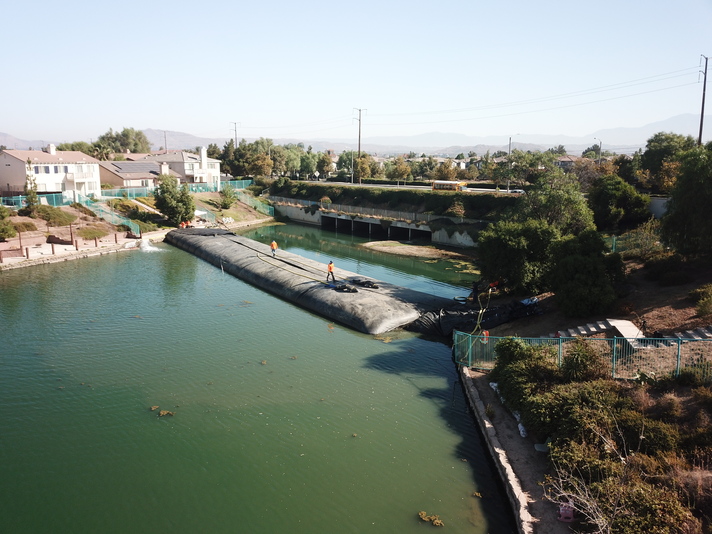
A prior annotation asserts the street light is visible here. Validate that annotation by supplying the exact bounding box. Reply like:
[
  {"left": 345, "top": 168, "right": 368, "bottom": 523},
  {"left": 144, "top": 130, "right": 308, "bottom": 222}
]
[{"left": 594, "top": 137, "right": 602, "bottom": 165}]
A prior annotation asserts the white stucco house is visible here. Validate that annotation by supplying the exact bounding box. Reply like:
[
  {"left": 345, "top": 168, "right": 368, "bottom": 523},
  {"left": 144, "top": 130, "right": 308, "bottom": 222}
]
[
  {"left": 139, "top": 147, "right": 221, "bottom": 188},
  {"left": 0, "top": 144, "right": 101, "bottom": 198}
]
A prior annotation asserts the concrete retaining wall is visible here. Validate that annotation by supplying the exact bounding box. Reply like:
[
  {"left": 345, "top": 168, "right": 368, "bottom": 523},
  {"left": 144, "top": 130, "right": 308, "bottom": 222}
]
[
  {"left": 274, "top": 204, "right": 477, "bottom": 247},
  {"left": 460, "top": 367, "right": 534, "bottom": 534}
]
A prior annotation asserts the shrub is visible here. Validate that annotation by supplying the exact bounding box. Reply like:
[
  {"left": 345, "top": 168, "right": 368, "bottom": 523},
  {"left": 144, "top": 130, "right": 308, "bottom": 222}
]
[
  {"left": 561, "top": 338, "right": 609, "bottom": 382},
  {"left": 697, "top": 296, "right": 712, "bottom": 318},
  {"left": 35, "top": 205, "right": 77, "bottom": 226},
  {"left": 591, "top": 478, "right": 700, "bottom": 534},
  {"left": 12, "top": 221, "right": 37, "bottom": 232},
  {"left": 70, "top": 202, "right": 96, "bottom": 217},
  {"left": 0, "top": 219, "right": 16, "bottom": 240},
  {"left": 689, "top": 284, "right": 712, "bottom": 303},
  {"left": 643, "top": 252, "right": 685, "bottom": 281},
  {"left": 76, "top": 227, "right": 108, "bottom": 240},
  {"left": 617, "top": 409, "right": 680, "bottom": 454},
  {"left": 526, "top": 380, "right": 624, "bottom": 442},
  {"left": 134, "top": 220, "right": 158, "bottom": 234}
]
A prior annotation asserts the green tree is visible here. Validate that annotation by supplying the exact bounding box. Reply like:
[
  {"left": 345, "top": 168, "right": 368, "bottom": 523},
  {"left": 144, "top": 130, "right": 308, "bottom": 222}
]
[
  {"left": 336, "top": 151, "right": 356, "bottom": 173},
  {"left": 299, "top": 152, "right": 318, "bottom": 178},
  {"left": 516, "top": 170, "right": 595, "bottom": 235},
  {"left": 316, "top": 153, "right": 334, "bottom": 178},
  {"left": 353, "top": 155, "right": 371, "bottom": 182},
  {"left": 91, "top": 142, "right": 112, "bottom": 161},
  {"left": 587, "top": 175, "right": 650, "bottom": 233},
  {"left": 661, "top": 144, "right": 712, "bottom": 256},
  {"left": 96, "top": 127, "right": 151, "bottom": 153},
  {"left": 0, "top": 204, "right": 16, "bottom": 241},
  {"left": 56, "top": 141, "right": 94, "bottom": 154},
  {"left": 477, "top": 219, "right": 560, "bottom": 293},
  {"left": 23, "top": 160, "right": 39, "bottom": 215},
  {"left": 218, "top": 184, "right": 238, "bottom": 210},
  {"left": 153, "top": 175, "right": 195, "bottom": 225},
  {"left": 284, "top": 147, "right": 303, "bottom": 178},
  {"left": 546, "top": 145, "right": 567, "bottom": 155},
  {"left": 640, "top": 132, "right": 696, "bottom": 178},
  {"left": 549, "top": 230, "right": 620, "bottom": 316},
  {"left": 431, "top": 159, "right": 458, "bottom": 181},
  {"left": 269, "top": 145, "right": 287, "bottom": 176},
  {"left": 247, "top": 153, "right": 273, "bottom": 177},
  {"left": 385, "top": 156, "right": 411, "bottom": 182},
  {"left": 206, "top": 143, "right": 221, "bottom": 159}
]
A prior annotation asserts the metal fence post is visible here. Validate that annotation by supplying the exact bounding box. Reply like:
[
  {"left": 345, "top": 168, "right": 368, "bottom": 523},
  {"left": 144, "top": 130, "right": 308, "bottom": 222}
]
[
  {"left": 612, "top": 337, "right": 618, "bottom": 379},
  {"left": 676, "top": 339, "right": 682, "bottom": 377}
]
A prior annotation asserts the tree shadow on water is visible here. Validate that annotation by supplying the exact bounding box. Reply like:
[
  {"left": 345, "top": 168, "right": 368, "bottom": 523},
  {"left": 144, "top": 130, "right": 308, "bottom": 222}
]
[{"left": 363, "top": 348, "right": 518, "bottom": 533}]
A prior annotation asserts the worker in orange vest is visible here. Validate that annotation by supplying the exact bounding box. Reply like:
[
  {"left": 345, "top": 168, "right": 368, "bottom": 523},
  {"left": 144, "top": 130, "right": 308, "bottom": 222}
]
[
  {"left": 326, "top": 260, "right": 335, "bottom": 282},
  {"left": 270, "top": 240, "right": 278, "bottom": 257}
]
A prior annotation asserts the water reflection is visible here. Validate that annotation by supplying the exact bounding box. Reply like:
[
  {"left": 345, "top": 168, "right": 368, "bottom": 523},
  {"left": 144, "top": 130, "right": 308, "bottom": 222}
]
[{"left": 239, "top": 222, "right": 479, "bottom": 299}]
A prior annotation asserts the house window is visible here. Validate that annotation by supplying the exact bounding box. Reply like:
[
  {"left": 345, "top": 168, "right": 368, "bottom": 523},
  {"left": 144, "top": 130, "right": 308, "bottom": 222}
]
[
  {"left": 44, "top": 166, "right": 50, "bottom": 174},
  {"left": 186, "top": 163, "right": 194, "bottom": 172},
  {"left": 34, "top": 166, "right": 39, "bottom": 174}
]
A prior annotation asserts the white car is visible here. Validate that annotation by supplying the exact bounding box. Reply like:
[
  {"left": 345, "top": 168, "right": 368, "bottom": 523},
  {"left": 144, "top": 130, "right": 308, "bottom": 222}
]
[{"left": 509, "top": 189, "right": 525, "bottom": 194}]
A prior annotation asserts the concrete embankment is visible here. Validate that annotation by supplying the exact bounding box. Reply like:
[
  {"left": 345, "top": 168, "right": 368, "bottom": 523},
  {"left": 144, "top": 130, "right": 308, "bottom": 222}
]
[{"left": 164, "top": 228, "right": 453, "bottom": 335}]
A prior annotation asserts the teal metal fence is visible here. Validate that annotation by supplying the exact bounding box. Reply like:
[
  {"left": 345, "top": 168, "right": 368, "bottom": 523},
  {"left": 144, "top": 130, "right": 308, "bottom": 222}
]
[
  {"left": 74, "top": 194, "right": 141, "bottom": 235},
  {"left": 236, "top": 191, "right": 274, "bottom": 216},
  {"left": 99, "top": 180, "right": 252, "bottom": 200},
  {"left": 452, "top": 331, "right": 712, "bottom": 381},
  {"left": 101, "top": 187, "right": 151, "bottom": 199}
]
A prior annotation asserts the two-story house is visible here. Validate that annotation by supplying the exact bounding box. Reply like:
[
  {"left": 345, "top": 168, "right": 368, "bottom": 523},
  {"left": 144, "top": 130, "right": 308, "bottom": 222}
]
[
  {"left": 99, "top": 160, "right": 179, "bottom": 189},
  {"left": 0, "top": 144, "right": 101, "bottom": 199},
  {"left": 139, "top": 147, "right": 220, "bottom": 188}
]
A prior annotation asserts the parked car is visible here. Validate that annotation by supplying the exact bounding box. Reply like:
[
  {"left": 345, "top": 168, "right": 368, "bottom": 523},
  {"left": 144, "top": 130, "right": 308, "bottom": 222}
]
[{"left": 509, "top": 189, "right": 525, "bottom": 194}]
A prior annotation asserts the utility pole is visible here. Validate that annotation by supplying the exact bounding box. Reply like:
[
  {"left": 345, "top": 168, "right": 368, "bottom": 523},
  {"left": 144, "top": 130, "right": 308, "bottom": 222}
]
[
  {"left": 699, "top": 55, "right": 708, "bottom": 146},
  {"left": 164, "top": 131, "right": 168, "bottom": 153},
  {"left": 230, "top": 122, "right": 240, "bottom": 148},
  {"left": 354, "top": 108, "right": 365, "bottom": 184}
]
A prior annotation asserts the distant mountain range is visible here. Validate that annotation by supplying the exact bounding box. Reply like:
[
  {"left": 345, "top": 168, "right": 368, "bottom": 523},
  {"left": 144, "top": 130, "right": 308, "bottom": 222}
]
[{"left": 1, "top": 114, "right": 708, "bottom": 157}]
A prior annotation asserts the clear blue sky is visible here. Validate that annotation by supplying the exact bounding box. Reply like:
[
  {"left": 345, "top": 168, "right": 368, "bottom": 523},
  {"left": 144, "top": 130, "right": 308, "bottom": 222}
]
[{"left": 3, "top": 0, "right": 710, "bottom": 145}]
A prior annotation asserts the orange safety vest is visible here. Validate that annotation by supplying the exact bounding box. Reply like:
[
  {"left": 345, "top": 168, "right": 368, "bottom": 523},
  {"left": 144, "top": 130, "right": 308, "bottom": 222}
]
[
  {"left": 328, "top": 263, "right": 334, "bottom": 272},
  {"left": 270, "top": 241, "right": 278, "bottom": 250}
]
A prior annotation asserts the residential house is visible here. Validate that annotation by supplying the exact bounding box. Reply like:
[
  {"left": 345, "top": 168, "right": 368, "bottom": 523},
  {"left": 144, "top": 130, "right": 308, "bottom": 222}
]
[
  {"left": 99, "top": 161, "right": 179, "bottom": 189},
  {"left": 139, "top": 147, "right": 220, "bottom": 187},
  {"left": 0, "top": 144, "right": 101, "bottom": 198},
  {"left": 555, "top": 155, "right": 586, "bottom": 171}
]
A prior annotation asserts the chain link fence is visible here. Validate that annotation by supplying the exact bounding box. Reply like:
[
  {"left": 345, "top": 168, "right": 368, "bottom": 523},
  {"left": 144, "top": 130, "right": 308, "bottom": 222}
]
[{"left": 453, "top": 331, "right": 712, "bottom": 381}]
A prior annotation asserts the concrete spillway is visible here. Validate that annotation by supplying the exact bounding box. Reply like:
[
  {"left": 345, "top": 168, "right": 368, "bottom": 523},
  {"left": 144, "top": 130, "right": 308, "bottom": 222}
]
[{"left": 164, "top": 228, "right": 453, "bottom": 335}]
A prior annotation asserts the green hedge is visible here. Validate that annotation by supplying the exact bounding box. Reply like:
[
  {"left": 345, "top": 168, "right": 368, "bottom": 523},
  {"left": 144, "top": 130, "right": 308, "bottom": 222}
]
[{"left": 272, "top": 182, "right": 517, "bottom": 220}]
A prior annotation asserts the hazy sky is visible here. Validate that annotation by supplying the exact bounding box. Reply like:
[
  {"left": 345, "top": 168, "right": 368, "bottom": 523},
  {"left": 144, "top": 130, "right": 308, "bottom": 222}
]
[{"left": 3, "top": 0, "right": 710, "bottom": 144}]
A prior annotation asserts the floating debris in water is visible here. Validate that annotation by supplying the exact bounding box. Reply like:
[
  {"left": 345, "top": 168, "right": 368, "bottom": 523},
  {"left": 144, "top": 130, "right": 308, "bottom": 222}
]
[
  {"left": 418, "top": 511, "right": 443, "bottom": 526},
  {"left": 158, "top": 410, "right": 175, "bottom": 417},
  {"left": 150, "top": 406, "right": 159, "bottom": 411}
]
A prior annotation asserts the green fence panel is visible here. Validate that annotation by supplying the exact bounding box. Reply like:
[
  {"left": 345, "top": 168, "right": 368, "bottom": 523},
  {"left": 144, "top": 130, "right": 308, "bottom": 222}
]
[{"left": 452, "top": 331, "right": 712, "bottom": 380}]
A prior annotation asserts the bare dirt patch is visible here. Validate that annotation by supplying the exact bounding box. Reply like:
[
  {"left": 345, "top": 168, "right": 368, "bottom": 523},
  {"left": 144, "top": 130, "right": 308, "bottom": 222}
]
[{"left": 362, "top": 239, "right": 477, "bottom": 260}]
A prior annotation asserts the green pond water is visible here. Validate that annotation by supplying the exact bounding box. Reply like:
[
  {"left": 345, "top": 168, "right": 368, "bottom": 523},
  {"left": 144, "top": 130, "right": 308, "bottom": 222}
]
[{"left": 0, "top": 223, "right": 516, "bottom": 533}]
